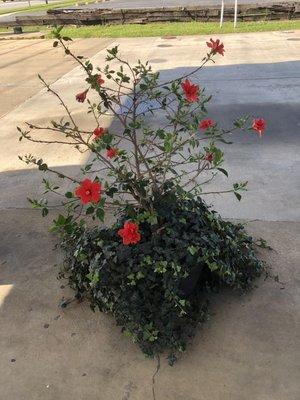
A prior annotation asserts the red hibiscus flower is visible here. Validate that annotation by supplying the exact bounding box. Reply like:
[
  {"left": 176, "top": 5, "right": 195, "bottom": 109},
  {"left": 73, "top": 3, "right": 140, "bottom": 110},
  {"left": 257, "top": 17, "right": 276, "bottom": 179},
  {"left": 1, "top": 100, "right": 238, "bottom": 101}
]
[
  {"left": 199, "top": 119, "right": 215, "bottom": 130},
  {"left": 76, "top": 89, "right": 88, "bottom": 103},
  {"left": 118, "top": 221, "right": 141, "bottom": 245},
  {"left": 181, "top": 79, "right": 199, "bottom": 103},
  {"left": 96, "top": 74, "right": 105, "bottom": 86},
  {"left": 206, "top": 38, "right": 225, "bottom": 56},
  {"left": 74, "top": 178, "right": 101, "bottom": 204},
  {"left": 252, "top": 118, "right": 266, "bottom": 137},
  {"left": 106, "top": 148, "right": 118, "bottom": 159},
  {"left": 93, "top": 127, "right": 105, "bottom": 139},
  {"left": 204, "top": 152, "right": 214, "bottom": 162}
]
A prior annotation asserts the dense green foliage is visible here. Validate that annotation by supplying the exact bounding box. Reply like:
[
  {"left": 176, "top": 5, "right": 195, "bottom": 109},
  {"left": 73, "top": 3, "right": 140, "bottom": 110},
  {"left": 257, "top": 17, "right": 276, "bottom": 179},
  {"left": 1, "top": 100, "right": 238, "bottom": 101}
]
[{"left": 61, "top": 197, "right": 264, "bottom": 364}]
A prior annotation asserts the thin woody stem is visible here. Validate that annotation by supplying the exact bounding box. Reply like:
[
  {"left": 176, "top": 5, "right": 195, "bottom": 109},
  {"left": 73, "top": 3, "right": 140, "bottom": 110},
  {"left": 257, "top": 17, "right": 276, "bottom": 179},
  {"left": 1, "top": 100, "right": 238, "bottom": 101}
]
[{"left": 39, "top": 76, "right": 78, "bottom": 130}]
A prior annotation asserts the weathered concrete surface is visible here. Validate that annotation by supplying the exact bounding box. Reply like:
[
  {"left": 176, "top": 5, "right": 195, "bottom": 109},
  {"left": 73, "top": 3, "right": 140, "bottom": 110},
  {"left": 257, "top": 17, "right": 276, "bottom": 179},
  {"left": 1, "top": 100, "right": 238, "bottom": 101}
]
[
  {"left": 0, "top": 31, "right": 299, "bottom": 399},
  {"left": 0, "top": 38, "right": 113, "bottom": 117},
  {"left": 0, "top": 210, "right": 299, "bottom": 400},
  {"left": 0, "top": 31, "right": 299, "bottom": 219}
]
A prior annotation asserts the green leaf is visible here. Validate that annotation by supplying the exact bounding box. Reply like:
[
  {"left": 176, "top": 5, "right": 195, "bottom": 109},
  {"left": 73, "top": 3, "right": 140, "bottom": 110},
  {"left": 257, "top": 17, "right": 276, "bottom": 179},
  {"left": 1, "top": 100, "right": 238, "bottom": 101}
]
[
  {"left": 96, "top": 208, "right": 105, "bottom": 221},
  {"left": 217, "top": 168, "right": 228, "bottom": 177},
  {"left": 234, "top": 192, "right": 242, "bottom": 201},
  {"left": 164, "top": 139, "right": 172, "bottom": 153},
  {"left": 56, "top": 214, "right": 66, "bottom": 225},
  {"left": 86, "top": 206, "right": 95, "bottom": 215},
  {"left": 208, "top": 261, "right": 219, "bottom": 272},
  {"left": 86, "top": 272, "right": 99, "bottom": 284},
  {"left": 187, "top": 245, "right": 198, "bottom": 255}
]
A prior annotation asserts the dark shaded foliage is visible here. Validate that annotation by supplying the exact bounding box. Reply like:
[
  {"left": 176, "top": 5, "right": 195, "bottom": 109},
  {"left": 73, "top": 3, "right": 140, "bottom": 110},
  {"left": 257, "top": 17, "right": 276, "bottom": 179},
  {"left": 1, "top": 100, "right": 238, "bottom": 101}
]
[{"left": 60, "top": 197, "right": 264, "bottom": 364}]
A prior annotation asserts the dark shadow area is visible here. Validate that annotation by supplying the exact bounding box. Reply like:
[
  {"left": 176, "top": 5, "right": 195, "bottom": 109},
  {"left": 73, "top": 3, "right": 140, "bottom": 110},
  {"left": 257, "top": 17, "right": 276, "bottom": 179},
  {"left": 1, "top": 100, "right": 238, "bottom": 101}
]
[{"left": 0, "top": 165, "right": 83, "bottom": 209}]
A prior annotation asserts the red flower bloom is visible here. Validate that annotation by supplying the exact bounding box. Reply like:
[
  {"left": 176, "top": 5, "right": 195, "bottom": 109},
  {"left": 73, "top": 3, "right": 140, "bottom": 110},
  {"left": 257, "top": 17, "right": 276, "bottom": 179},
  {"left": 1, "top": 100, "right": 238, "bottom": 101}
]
[
  {"left": 204, "top": 152, "right": 214, "bottom": 162},
  {"left": 76, "top": 89, "right": 88, "bottom": 103},
  {"left": 206, "top": 38, "right": 225, "bottom": 56},
  {"left": 96, "top": 74, "right": 105, "bottom": 86},
  {"left": 199, "top": 119, "right": 215, "bottom": 130},
  {"left": 118, "top": 221, "right": 141, "bottom": 245},
  {"left": 74, "top": 178, "right": 101, "bottom": 204},
  {"left": 93, "top": 127, "right": 105, "bottom": 139},
  {"left": 181, "top": 79, "right": 199, "bottom": 103},
  {"left": 106, "top": 148, "right": 118, "bottom": 159},
  {"left": 252, "top": 118, "right": 266, "bottom": 137}
]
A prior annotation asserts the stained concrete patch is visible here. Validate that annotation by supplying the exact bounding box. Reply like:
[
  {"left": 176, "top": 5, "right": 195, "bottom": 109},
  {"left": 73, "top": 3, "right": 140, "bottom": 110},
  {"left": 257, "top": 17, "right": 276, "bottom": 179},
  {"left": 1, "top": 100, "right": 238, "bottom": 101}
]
[{"left": 0, "top": 210, "right": 299, "bottom": 400}]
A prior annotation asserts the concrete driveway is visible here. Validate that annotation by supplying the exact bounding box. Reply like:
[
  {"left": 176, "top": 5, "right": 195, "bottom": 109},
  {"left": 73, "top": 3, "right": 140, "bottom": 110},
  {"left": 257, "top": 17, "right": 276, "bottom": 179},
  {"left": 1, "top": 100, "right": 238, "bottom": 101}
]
[
  {"left": 0, "top": 0, "right": 60, "bottom": 10},
  {"left": 0, "top": 31, "right": 299, "bottom": 400},
  {"left": 0, "top": 38, "right": 113, "bottom": 117}
]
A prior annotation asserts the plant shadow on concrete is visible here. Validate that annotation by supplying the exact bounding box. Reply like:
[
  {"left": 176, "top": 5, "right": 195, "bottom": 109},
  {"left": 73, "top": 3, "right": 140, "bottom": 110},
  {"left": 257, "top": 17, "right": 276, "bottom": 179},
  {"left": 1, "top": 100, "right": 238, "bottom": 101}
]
[{"left": 18, "top": 27, "right": 270, "bottom": 364}]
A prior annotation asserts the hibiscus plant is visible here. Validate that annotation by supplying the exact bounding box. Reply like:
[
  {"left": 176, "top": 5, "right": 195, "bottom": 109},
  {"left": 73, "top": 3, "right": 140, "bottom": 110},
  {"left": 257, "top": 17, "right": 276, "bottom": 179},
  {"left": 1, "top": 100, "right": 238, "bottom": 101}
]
[{"left": 19, "top": 28, "right": 267, "bottom": 363}]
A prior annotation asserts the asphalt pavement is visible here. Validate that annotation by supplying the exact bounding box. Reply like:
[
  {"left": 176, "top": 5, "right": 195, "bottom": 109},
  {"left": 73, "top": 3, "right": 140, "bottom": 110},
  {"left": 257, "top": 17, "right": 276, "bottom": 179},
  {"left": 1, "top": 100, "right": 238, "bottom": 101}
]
[
  {"left": 0, "top": 0, "right": 59, "bottom": 10},
  {"left": 82, "top": 0, "right": 283, "bottom": 10},
  {"left": 0, "top": 0, "right": 288, "bottom": 24}
]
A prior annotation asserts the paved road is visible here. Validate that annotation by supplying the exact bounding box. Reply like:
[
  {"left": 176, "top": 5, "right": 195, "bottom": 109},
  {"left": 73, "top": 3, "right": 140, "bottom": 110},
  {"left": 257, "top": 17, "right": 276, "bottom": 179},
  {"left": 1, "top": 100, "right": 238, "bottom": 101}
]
[
  {"left": 0, "top": 0, "right": 285, "bottom": 24},
  {"left": 79, "top": 0, "right": 280, "bottom": 10},
  {"left": 0, "top": 0, "right": 60, "bottom": 23},
  {"left": 0, "top": 0, "right": 59, "bottom": 10}
]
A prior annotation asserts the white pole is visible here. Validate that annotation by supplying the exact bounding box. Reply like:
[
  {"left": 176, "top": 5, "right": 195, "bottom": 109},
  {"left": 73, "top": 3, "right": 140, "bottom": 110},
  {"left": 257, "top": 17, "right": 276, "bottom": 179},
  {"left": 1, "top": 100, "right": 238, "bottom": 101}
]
[
  {"left": 234, "top": 0, "right": 238, "bottom": 28},
  {"left": 220, "top": 0, "right": 224, "bottom": 28}
]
